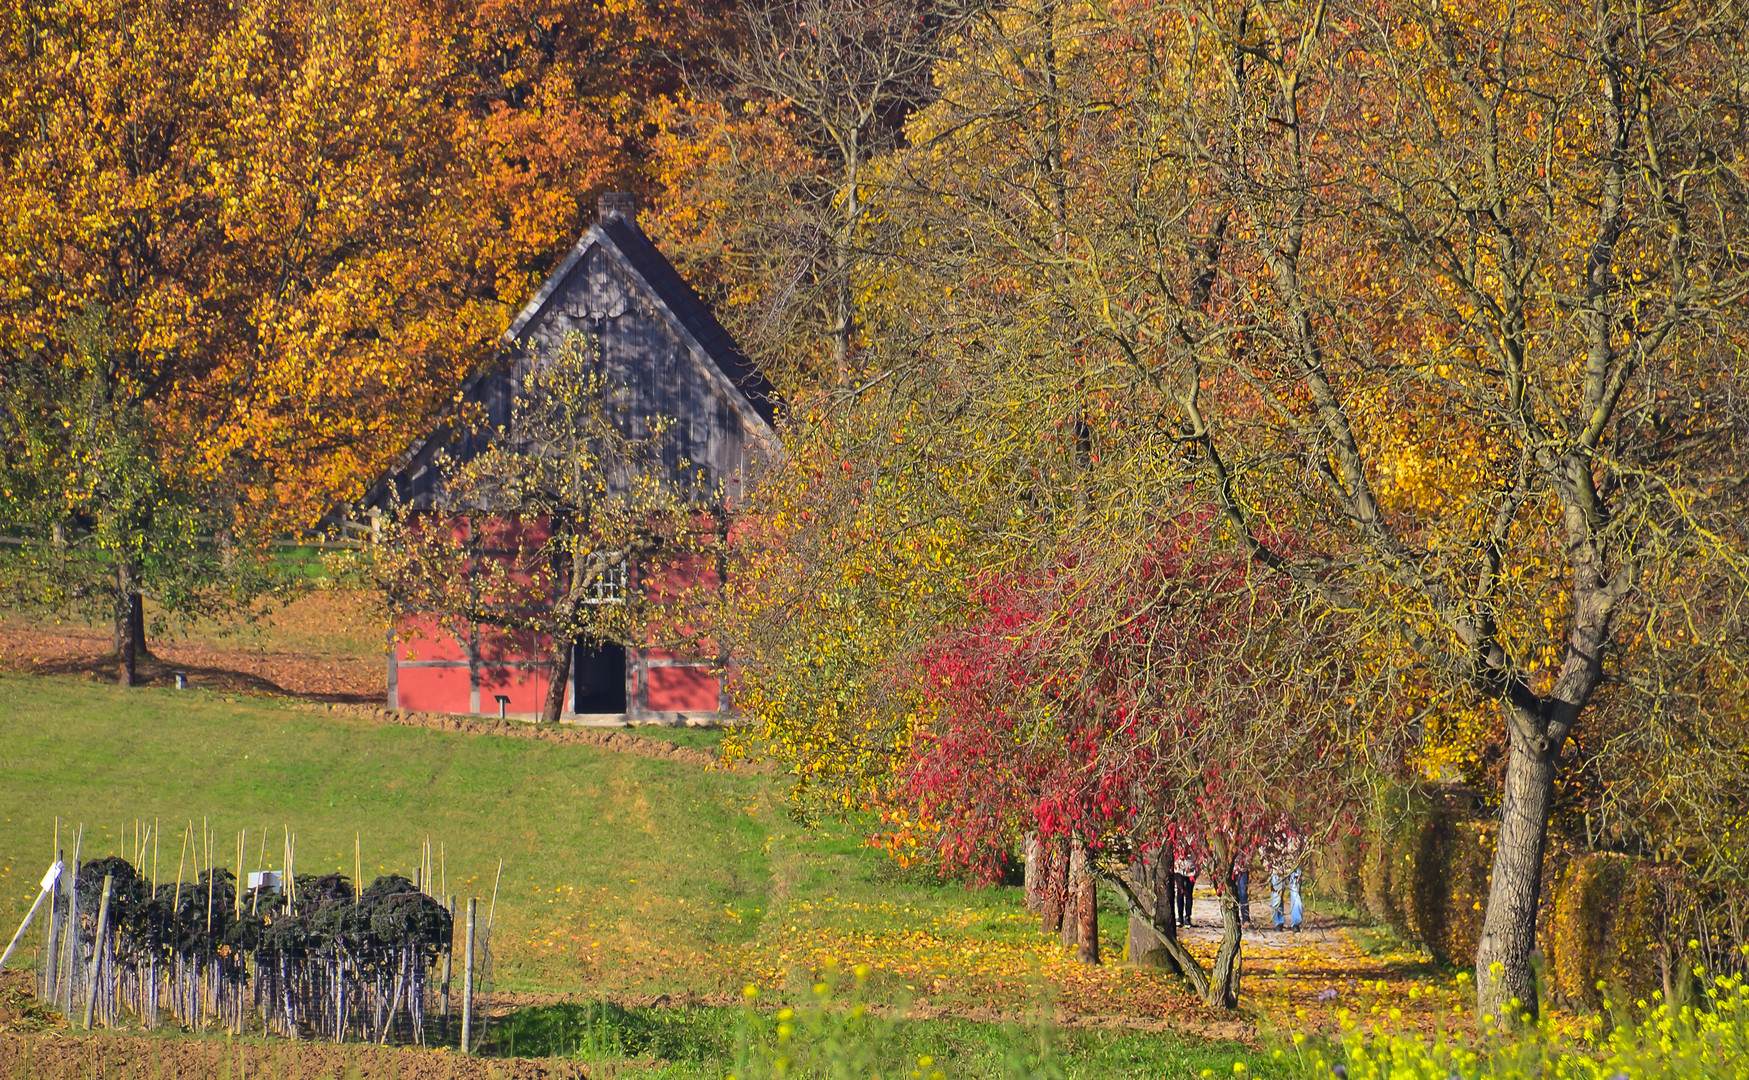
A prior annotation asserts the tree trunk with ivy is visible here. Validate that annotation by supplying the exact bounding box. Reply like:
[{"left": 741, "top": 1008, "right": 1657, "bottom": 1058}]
[
  {"left": 1041, "top": 838, "right": 1067, "bottom": 935},
  {"left": 1072, "top": 835, "right": 1099, "bottom": 964}
]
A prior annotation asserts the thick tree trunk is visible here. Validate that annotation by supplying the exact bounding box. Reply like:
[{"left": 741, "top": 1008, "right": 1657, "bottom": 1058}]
[
  {"left": 1023, "top": 832, "right": 1043, "bottom": 912},
  {"left": 1041, "top": 839, "right": 1067, "bottom": 934},
  {"left": 115, "top": 566, "right": 139, "bottom": 688},
  {"left": 541, "top": 637, "right": 572, "bottom": 723},
  {"left": 1127, "top": 852, "right": 1180, "bottom": 971},
  {"left": 1073, "top": 836, "right": 1099, "bottom": 965},
  {"left": 1204, "top": 890, "right": 1243, "bottom": 1009},
  {"left": 113, "top": 591, "right": 148, "bottom": 662},
  {"left": 1473, "top": 536, "right": 1614, "bottom": 1021},
  {"left": 1104, "top": 861, "right": 1206, "bottom": 995},
  {"left": 1474, "top": 715, "right": 1558, "bottom": 1021},
  {"left": 1126, "top": 855, "right": 1156, "bottom": 963},
  {"left": 1061, "top": 836, "right": 1083, "bottom": 948}
]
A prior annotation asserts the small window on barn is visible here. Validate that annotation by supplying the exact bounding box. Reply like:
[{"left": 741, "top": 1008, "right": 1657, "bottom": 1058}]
[{"left": 584, "top": 552, "right": 628, "bottom": 605}]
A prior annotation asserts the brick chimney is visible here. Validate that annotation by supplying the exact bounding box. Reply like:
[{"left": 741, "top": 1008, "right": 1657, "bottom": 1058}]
[{"left": 598, "top": 192, "right": 637, "bottom": 224}]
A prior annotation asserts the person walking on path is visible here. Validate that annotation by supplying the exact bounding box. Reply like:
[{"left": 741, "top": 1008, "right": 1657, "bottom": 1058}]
[
  {"left": 1231, "top": 856, "right": 1254, "bottom": 929},
  {"left": 1173, "top": 841, "right": 1199, "bottom": 928},
  {"left": 1264, "top": 826, "right": 1304, "bottom": 932}
]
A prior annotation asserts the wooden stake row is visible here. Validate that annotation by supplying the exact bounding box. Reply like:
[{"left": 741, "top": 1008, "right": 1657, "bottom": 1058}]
[{"left": 24, "top": 820, "right": 486, "bottom": 1050}]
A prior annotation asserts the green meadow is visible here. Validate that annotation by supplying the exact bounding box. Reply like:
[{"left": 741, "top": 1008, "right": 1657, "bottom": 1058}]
[{"left": 0, "top": 673, "right": 1263, "bottom": 1077}]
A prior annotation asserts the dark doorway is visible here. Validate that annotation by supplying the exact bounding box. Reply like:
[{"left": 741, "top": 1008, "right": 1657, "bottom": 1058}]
[{"left": 572, "top": 641, "right": 627, "bottom": 713}]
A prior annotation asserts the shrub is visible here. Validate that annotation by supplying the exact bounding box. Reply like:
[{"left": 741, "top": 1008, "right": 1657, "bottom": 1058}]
[
  {"left": 1360, "top": 788, "right": 1428, "bottom": 937},
  {"left": 1344, "top": 785, "right": 1491, "bottom": 964},
  {"left": 1412, "top": 817, "right": 1492, "bottom": 965},
  {"left": 1550, "top": 854, "right": 1635, "bottom": 1010}
]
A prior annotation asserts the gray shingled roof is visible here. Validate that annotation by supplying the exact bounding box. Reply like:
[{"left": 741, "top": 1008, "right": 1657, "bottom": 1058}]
[
  {"left": 502, "top": 217, "right": 782, "bottom": 430},
  {"left": 356, "top": 214, "right": 782, "bottom": 514}
]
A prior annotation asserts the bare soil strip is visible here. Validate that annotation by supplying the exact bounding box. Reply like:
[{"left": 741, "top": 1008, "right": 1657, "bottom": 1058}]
[{"left": 299, "top": 702, "right": 725, "bottom": 769}]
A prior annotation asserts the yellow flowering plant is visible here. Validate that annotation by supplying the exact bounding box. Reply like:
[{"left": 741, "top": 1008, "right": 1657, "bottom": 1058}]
[{"left": 1278, "top": 970, "right": 1749, "bottom": 1080}]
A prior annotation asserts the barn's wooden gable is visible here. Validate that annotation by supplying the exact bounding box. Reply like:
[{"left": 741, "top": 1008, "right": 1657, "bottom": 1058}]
[{"left": 375, "top": 195, "right": 779, "bottom": 511}]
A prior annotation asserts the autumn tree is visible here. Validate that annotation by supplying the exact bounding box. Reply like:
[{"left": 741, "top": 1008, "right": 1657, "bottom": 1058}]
[
  {"left": 644, "top": 95, "right": 832, "bottom": 392},
  {"left": 718, "top": 0, "right": 1122, "bottom": 812},
  {"left": 720, "top": 0, "right": 1181, "bottom": 813},
  {"left": 644, "top": 0, "right": 952, "bottom": 389},
  {"left": 0, "top": 308, "right": 269, "bottom": 685},
  {"left": 725, "top": 0, "right": 1749, "bottom": 1022},
  {"left": 0, "top": 0, "right": 511, "bottom": 663},
  {"left": 1143, "top": 0, "right": 1749, "bottom": 1018},
  {"left": 451, "top": 0, "right": 743, "bottom": 283},
  {"left": 372, "top": 333, "right": 716, "bottom": 723},
  {"left": 897, "top": 524, "right": 1362, "bottom": 1006}
]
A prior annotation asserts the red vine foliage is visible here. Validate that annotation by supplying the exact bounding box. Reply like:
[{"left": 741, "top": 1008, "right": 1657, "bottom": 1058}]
[{"left": 897, "top": 518, "right": 1361, "bottom": 883}]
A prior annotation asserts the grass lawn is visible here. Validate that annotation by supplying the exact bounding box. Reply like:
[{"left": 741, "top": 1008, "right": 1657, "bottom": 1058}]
[
  {"left": 490, "top": 999, "right": 1267, "bottom": 1079},
  {"left": 0, "top": 673, "right": 1270, "bottom": 1077}
]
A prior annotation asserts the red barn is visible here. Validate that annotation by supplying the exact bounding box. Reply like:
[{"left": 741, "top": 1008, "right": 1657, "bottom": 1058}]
[{"left": 366, "top": 194, "right": 780, "bottom": 723}]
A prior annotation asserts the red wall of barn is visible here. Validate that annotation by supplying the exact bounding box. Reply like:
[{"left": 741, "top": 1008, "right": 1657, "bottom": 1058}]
[{"left": 388, "top": 543, "right": 725, "bottom": 718}]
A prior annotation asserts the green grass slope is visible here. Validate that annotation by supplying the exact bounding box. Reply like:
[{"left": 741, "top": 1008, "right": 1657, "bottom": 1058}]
[
  {"left": 0, "top": 673, "right": 1279, "bottom": 1078},
  {"left": 0, "top": 673, "right": 774, "bottom": 995}
]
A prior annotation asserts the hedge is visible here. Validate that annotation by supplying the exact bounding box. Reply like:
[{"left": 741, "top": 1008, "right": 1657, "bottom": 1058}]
[{"left": 1312, "top": 784, "right": 1747, "bottom": 1009}]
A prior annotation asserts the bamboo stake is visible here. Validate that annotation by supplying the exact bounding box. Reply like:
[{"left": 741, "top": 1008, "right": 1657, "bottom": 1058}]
[
  {"left": 174, "top": 823, "right": 189, "bottom": 911},
  {"left": 461, "top": 898, "right": 476, "bottom": 1054},
  {"left": 354, "top": 835, "right": 361, "bottom": 906},
  {"left": 43, "top": 820, "right": 59, "bottom": 999},
  {"left": 82, "top": 874, "right": 113, "bottom": 1030},
  {"left": 152, "top": 818, "right": 160, "bottom": 890},
  {"left": 207, "top": 823, "right": 215, "bottom": 934},
  {"left": 236, "top": 830, "right": 245, "bottom": 920},
  {"left": 487, "top": 859, "right": 502, "bottom": 933},
  {"left": 384, "top": 962, "right": 406, "bottom": 1045},
  {"left": 440, "top": 896, "right": 453, "bottom": 1033},
  {"left": 252, "top": 829, "right": 268, "bottom": 915},
  {"left": 44, "top": 841, "right": 62, "bottom": 1002},
  {"left": 58, "top": 827, "right": 82, "bottom": 1016}
]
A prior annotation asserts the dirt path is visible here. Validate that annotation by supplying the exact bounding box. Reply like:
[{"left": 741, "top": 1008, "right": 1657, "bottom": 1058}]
[
  {"left": 1174, "top": 888, "right": 1461, "bottom": 1032},
  {"left": 296, "top": 701, "right": 730, "bottom": 768}
]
